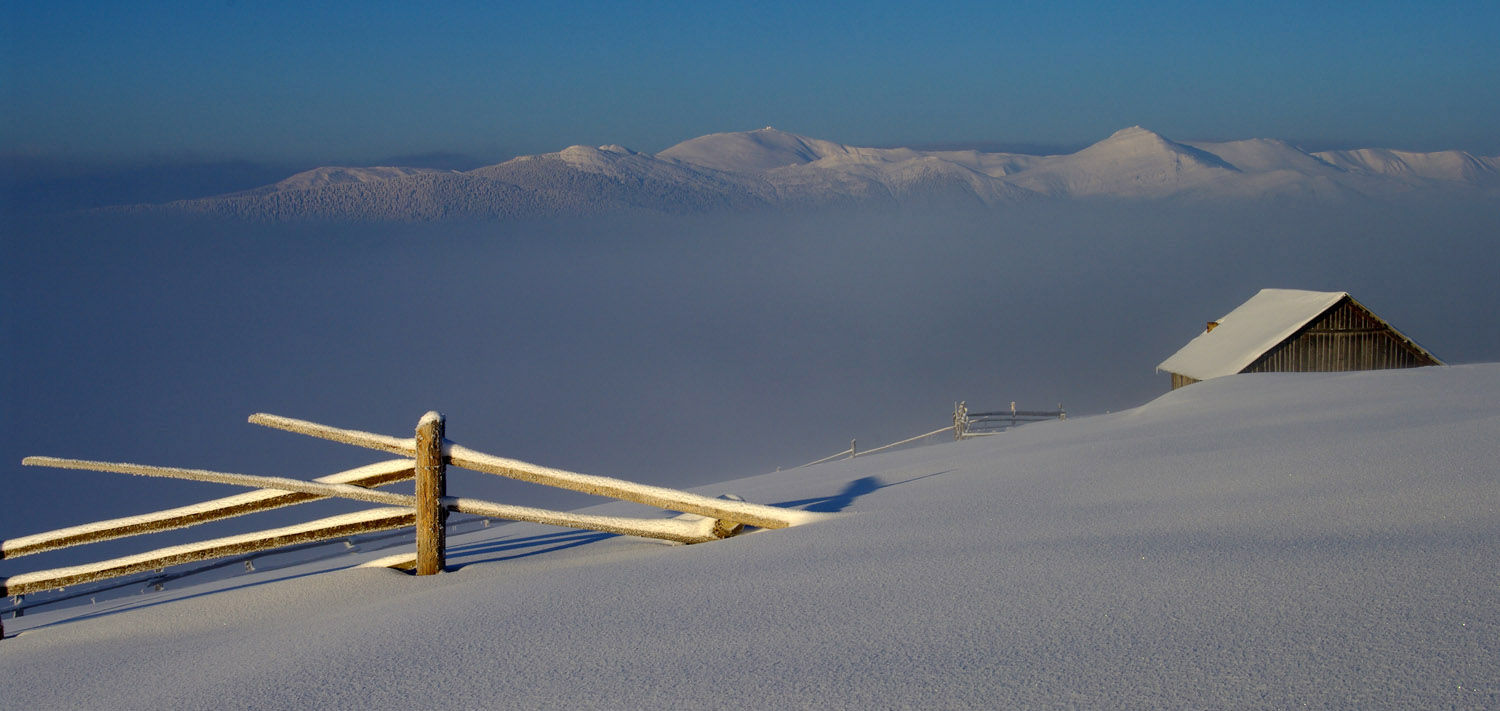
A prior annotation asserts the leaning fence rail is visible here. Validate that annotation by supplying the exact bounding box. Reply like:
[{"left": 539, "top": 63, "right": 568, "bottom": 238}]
[
  {"left": 6, "top": 516, "right": 497, "bottom": 620},
  {"left": 2, "top": 410, "right": 819, "bottom": 640},
  {"left": 2, "top": 508, "right": 418, "bottom": 596},
  {"left": 1, "top": 459, "right": 415, "bottom": 561},
  {"left": 248, "top": 413, "right": 809, "bottom": 531}
]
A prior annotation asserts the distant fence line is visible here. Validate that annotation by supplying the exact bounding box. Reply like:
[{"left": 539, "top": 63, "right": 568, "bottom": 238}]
[
  {"left": 795, "top": 401, "right": 1066, "bottom": 469},
  {"left": 2, "top": 411, "right": 819, "bottom": 641},
  {"left": 953, "top": 401, "right": 1066, "bottom": 438}
]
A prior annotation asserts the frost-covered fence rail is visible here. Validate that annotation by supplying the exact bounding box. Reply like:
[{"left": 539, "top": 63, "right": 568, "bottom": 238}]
[
  {"left": 795, "top": 425, "right": 958, "bottom": 469},
  {"left": 953, "top": 401, "right": 1065, "bottom": 439},
  {"left": 246, "top": 413, "right": 811, "bottom": 531},
  {"left": 3, "top": 411, "right": 816, "bottom": 633},
  {"left": 793, "top": 400, "right": 1066, "bottom": 469},
  {"left": 0, "top": 459, "right": 416, "bottom": 560}
]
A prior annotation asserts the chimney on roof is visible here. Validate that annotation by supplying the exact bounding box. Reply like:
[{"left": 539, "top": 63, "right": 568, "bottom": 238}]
[{"left": 1205, "top": 321, "right": 1220, "bottom": 333}]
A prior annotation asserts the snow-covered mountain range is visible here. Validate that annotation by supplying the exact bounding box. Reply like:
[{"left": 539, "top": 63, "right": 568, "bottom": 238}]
[{"left": 124, "top": 127, "right": 1500, "bottom": 220}]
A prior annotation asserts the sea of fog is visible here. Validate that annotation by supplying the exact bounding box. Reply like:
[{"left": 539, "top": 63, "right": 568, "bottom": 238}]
[{"left": 3, "top": 200, "right": 1498, "bottom": 568}]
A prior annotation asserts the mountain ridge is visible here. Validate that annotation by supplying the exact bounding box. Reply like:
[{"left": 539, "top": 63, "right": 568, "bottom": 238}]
[{"left": 115, "top": 127, "right": 1500, "bottom": 221}]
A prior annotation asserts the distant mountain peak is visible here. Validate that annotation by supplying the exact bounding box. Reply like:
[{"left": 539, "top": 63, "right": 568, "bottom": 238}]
[
  {"left": 1088, "top": 125, "right": 1194, "bottom": 152},
  {"left": 1106, "top": 125, "right": 1157, "bottom": 139},
  {"left": 658, "top": 128, "right": 842, "bottom": 173},
  {"left": 1075, "top": 126, "right": 1240, "bottom": 173}
]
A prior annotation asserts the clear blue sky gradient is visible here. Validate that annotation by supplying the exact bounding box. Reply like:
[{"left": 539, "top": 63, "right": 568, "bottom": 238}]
[{"left": 3, "top": 0, "right": 1498, "bottom": 165}]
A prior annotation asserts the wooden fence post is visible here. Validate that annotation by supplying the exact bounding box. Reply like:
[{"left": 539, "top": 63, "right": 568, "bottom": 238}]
[{"left": 415, "top": 411, "right": 447, "bottom": 575}]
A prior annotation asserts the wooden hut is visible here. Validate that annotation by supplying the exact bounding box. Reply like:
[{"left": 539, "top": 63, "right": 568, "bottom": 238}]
[{"left": 1158, "top": 289, "right": 1441, "bottom": 390}]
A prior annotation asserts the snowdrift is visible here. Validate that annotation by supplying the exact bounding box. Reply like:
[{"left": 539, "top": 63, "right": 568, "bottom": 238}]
[{"left": 3, "top": 365, "right": 1497, "bottom": 710}]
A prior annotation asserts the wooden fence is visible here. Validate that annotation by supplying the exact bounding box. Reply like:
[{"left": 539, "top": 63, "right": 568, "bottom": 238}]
[
  {"left": 2, "top": 411, "right": 816, "bottom": 639},
  {"left": 953, "top": 401, "right": 1065, "bottom": 438},
  {"left": 794, "top": 401, "right": 1068, "bottom": 469},
  {"left": 795, "top": 426, "right": 958, "bottom": 469}
]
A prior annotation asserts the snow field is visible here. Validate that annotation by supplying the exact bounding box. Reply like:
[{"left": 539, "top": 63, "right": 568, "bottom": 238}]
[{"left": 2, "top": 365, "right": 1497, "bottom": 710}]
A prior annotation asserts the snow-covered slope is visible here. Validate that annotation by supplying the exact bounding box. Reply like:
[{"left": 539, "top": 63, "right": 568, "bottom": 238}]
[
  {"left": 658, "top": 127, "right": 858, "bottom": 172},
  {"left": 5, "top": 364, "right": 1497, "bottom": 710},
  {"left": 118, "top": 127, "right": 1500, "bottom": 220},
  {"left": 469, "top": 144, "right": 772, "bottom": 213},
  {"left": 1187, "top": 137, "right": 1336, "bottom": 174},
  {"left": 1314, "top": 147, "right": 1500, "bottom": 186},
  {"left": 231, "top": 166, "right": 455, "bottom": 197}
]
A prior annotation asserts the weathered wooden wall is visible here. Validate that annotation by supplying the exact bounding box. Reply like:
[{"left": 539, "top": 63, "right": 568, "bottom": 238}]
[
  {"left": 1245, "top": 298, "right": 1440, "bottom": 375},
  {"left": 1170, "top": 373, "right": 1200, "bottom": 390}
]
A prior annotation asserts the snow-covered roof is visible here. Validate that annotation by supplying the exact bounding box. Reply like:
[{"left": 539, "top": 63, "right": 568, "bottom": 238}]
[{"left": 1157, "top": 289, "right": 1349, "bottom": 380}]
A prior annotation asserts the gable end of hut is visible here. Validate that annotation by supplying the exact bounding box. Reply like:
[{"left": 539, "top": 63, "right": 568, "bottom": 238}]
[{"left": 1243, "top": 296, "right": 1441, "bottom": 374}]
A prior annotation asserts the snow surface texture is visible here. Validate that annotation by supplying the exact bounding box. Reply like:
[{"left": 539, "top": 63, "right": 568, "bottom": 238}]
[
  {"left": 4, "top": 365, "right": 1497, "bottom": 710},
  {"left": 117, "top": 127, "right": 1500, "bottom": 221}
]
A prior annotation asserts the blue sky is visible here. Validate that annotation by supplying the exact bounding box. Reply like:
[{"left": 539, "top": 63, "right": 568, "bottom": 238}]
[{"left": 3, "top": 1, "right": 1498, "bottom": 166}]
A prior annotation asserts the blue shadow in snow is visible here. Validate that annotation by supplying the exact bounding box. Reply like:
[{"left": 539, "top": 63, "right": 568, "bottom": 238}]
[
  {"left": 447, "top": 529, "right": 617, "bottom": 570},
  {"left": 773, "top": 470, "right": 953, "bottom": 513},
  {"left": 8, "top": 565, "right": 345, "bottom": 636},
  {"left": 4, "top": 473, "right": 959, "bottom": 637}
]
